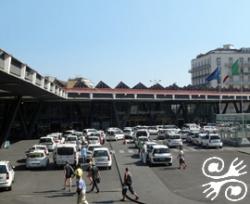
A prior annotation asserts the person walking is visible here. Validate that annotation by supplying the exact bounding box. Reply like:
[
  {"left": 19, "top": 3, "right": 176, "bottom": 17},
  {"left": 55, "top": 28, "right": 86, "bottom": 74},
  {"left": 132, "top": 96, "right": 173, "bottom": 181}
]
[
  {"left": 177, "top": 146, "right": 187, "bottom": 170},
  {"left": 80, "top": 144, "right": 87, "bottom": 164},
  {"left": 121, "top": 167, "right": 139, "bottom": 201},
  {"left": 76, "top": 175, "right": 88, "bottom": 204},
  {"left": 63, "top": 162, "right": 74, "bottom": 192},
  {"left": 88, "top": 161, "right": 101, "bottom": 193},
  {"left": 75, "top": 163, "right": 83, "bottom": 178}
]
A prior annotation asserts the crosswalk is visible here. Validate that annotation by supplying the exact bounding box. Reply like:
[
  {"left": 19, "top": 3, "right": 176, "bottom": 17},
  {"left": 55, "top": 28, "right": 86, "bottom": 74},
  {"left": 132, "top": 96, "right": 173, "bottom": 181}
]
[{"left": 113, "top": 146, "right": 236, "bottom": 155}]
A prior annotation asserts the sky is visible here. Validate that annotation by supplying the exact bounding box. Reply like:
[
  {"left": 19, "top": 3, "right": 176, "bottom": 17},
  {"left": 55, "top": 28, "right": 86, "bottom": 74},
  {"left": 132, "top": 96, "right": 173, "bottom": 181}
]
[{"left": 1, "top": 0, "right": 250, "bottom": 88}]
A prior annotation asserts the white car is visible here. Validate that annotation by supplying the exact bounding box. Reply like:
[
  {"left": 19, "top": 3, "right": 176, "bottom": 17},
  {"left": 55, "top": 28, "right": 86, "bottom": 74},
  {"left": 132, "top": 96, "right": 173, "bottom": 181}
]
[
  {"left": 39, "top": 136, "right": 57, "bottom": 151},
  {"left": 87, "top": 136, "right": 100, "bottom": 145},
  {"left": 0, "top": 161, "right": 15, "bottom": 190},
  {"left": 86, "top": 144, "right": 102, "bottom": 162},
  {"left": 53, "top": 144, "right": 79, "bottom": 166},
  {"left": 106, "top": 130, "right": 124, "bottom": 141},
  {"left": 26, "top": 144, "right": 49, "bottom": 156},
  {"left": 202, "top": 134, "right": 223, "bottom": 148},
  {"left": 92, "top": 147, "right": 112, "bottom": 169},
  {"left": 164, "top": 134, "right": 183, "bottom": 148},
  {"left": 148, "top": 126, "right": 158, "bottom": 135},
  {"left": 148, "top": 145, "right": 172, "bottom": 166},
  {"left": 65, "top": 135, "right": 81, "bottom": 150},
  {"left": 26, "top": 150, "right": 49, "bottom": 169}
]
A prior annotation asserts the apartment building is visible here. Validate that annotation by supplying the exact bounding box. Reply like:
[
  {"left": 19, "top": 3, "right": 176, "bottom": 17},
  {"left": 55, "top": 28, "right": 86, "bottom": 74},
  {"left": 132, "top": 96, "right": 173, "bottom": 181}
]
[{"left": 190, "top": 44, "right": 250, "bottom": 89}]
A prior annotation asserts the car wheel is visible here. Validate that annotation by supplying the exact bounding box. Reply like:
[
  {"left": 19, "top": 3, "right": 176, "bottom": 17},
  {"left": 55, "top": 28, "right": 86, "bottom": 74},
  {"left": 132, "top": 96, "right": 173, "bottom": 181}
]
[
  {"left": 7, "top": 186, "right": 12, "bottom": 191},
  {"left": 168, "top": 163, "right": 172, "bottom": 166},
  {"left": 108, "top": 166, "right": 112, "bottom": 170}
]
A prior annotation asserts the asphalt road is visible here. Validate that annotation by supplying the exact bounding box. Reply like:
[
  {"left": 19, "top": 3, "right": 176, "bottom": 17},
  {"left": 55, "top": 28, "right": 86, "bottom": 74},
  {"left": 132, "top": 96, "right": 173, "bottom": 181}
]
[{"left": 0, "top": 139, "right": 250, "bottom": 204}]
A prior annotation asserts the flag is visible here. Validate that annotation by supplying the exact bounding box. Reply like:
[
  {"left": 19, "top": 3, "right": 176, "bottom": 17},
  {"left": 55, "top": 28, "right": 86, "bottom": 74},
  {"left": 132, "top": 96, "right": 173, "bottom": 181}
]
[
  {"left": 205, "top": 67, "right": 220, "bottom": 82},
  {"left": 232, "top": 59, "right": 239, "bottom": 75},
  {"left": 223, "top": 75, "right": 229, "bottom": 83}
]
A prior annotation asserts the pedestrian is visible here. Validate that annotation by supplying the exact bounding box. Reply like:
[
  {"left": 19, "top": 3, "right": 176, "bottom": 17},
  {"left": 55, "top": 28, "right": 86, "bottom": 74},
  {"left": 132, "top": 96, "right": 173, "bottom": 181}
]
[
  {"left": 76, "top": 175, "right": 89, "bottom": 204},
  {"left": 63, "top": 162, "right": 74, "bottom": 192},
  {"left": 121, "top": 167, "right": 139, "bottom": 201},
  {"left": 88, "top": 161, "right": 101, "bottom": 193},
  {"left": 177, "top": 146, "right": 187, "bottom": 170},
  {"left": 75, "top": 163, "right": 83, "bottom": 178},
  {"left": 80, "top": 144, "right": 87, "bottom": 164},
  {"left": 138, "top": 139, "right": 143, "bottom": 157}
]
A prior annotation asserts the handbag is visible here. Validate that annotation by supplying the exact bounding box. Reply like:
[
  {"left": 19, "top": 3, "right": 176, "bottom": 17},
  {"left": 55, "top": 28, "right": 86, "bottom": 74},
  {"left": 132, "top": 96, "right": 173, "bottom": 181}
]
[{"left": 96, "top": 177, "right": 100, "bottom": 183}]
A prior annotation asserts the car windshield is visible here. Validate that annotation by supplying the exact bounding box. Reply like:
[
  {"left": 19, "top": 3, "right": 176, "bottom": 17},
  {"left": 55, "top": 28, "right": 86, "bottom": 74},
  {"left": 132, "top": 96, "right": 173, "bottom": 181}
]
[
  {"left": 88, "top": 146, "right": 101, "bottom": 152},
  {"left": 40, "top": 138, "right": 52, "bottom": 143},
  {"left": 169, "top": 135, "right": 181, "bottom": 139},
  {"left": 125, "top": 135, "right": 133, "bottom": 139},
  {"left": 114, "top": 130, "right": 123, "bottom": 134},
  {"left": 88, "top": 137, "right": 98, "bottom": 141},
  {"left": 66, "top": 137, "right": 77, "bottom": 141},
  {"left": 154, "top": 148, "right": 170, "bottom": 153},
  {"left": 139, "top": 138, "right": 148, "bottom": 142},
  {"left": 124, "top": 130, "right": 131, "bottom": 133},
  {"left": 93, "top": 150, "right": 109, "bottom": 157},
  {"left": 57, "top": 147, "right": 74, "bottom": 155},
  {"left": 0, "top": 165, "right": 7, "bottom": 173},
  {"left": 210, "top": 136, "right": 220, "bottom": 140},
  {"left": 137, "top": 131, "right": 147, "bottom": 136},
  {"left": 28, "top": 152, "right": 44, "bottom": 158}
]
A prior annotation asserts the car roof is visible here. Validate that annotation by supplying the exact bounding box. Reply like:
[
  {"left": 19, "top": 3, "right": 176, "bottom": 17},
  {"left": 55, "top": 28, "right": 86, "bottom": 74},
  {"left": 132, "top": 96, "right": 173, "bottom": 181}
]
[
  {"left": 56, "top": 144, "right": 76, "bottom": 148},
  {"left": 92, "top": 147, "right": 110, "bottom": 151},
  {"left": 33, "top": 144, "right": 47, "bottom": 148},
  {"left": 0, "top": 160, "right": 10, "bottom": 165},
  {"left": 152, "top": 145, "right": 169, "bottom": 149},
  {"left": 28, "top": 150, "right": 45, "bottom": 154},
  {"left": 40, "top": 136, "right": 53, "bottom": 139}
]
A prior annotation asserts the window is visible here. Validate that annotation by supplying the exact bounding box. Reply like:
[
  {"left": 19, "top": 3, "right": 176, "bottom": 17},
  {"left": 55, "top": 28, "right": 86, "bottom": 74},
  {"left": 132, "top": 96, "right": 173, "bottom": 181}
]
[
  {"left": 239, "top": 57, "right": 244, "bottom": 64},
  {"left": 216, "top": 57, "right": 221, "bottom": 66},
  {"left": 248, "top": 57, "right": 250, "bottom": 63},
  {"left": 229, "top": 57, "right": 233, "bottom": 64}
]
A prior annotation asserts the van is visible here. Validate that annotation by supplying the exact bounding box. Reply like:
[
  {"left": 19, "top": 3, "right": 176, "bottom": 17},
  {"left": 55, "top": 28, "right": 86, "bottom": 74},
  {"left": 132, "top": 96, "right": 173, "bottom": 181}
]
[{"left": 53, "top": 144, "right": 79, "bottom": 167}]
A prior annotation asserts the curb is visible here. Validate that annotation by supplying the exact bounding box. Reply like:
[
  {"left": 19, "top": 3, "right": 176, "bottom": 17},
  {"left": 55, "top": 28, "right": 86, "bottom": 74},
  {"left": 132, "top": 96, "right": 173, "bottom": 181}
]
[
  {"left": 238, "top": 150, "right": 250, "bottom": 155},
  {"left": 108, "top": 141, "right": 146, "bottom": 204}
]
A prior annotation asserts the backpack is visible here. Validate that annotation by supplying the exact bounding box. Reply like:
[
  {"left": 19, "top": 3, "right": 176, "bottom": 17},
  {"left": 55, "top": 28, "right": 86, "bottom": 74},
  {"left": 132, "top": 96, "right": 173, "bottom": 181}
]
[{"left": 125, "top": 173, "right": 132, "bottom": 185}]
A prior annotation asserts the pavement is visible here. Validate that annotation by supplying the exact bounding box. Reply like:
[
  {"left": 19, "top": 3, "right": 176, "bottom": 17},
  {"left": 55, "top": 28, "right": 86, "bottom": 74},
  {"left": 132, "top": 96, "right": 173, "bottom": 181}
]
[
  {"left": 111, "top": 141, "right": 202, "bottom": 204},
  {"left": 1, "top": 140, "right": 250, "bottom": 204},
  {"left": 236, "top": 147, "right": 250, "bottom": 155}
]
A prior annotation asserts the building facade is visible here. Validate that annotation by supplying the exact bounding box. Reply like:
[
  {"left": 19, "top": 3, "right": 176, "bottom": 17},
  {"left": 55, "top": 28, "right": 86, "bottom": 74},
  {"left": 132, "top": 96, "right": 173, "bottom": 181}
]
[{"left": 190, "top": 44, "right": 250, "bottom": 89}]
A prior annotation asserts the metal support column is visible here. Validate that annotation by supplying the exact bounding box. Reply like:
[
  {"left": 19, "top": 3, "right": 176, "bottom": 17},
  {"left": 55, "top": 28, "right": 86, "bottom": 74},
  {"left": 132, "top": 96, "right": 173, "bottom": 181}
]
[{"left": 27, "top": 102, "right": 43, "bottom": 139}]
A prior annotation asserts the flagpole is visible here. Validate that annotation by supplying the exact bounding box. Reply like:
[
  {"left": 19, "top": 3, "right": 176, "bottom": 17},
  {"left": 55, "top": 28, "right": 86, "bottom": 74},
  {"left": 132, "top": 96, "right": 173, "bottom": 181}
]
[
  {"left": 219, "top": 67, "right": 222, "bottom": 114},
  {"left": 240, "top": 65, "right": 245, "bottom": 136}
]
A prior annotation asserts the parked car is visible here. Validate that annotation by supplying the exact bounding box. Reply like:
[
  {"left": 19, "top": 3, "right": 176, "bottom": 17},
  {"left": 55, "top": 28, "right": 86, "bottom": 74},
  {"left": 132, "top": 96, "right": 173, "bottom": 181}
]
[
  {"left": 148, "top": 145, "right": 172, "bottom": 166},
  {"left": 0, "top": 161, "right": 15, "bottom": 190},
  {"left": 92, "top": 147, "right": 112, "bottom": 169},
  {"left": 26, "top": 150, "right": 49, "bottom": 169},
  {"left": 53, "top": 144, "right": 79, "bottom": 167},
  {"left": 39, "top": 136, "right": 57, "bottom": 151},
  {"left": 164, "top": 134, "right": 183, "bottom": 148}
]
